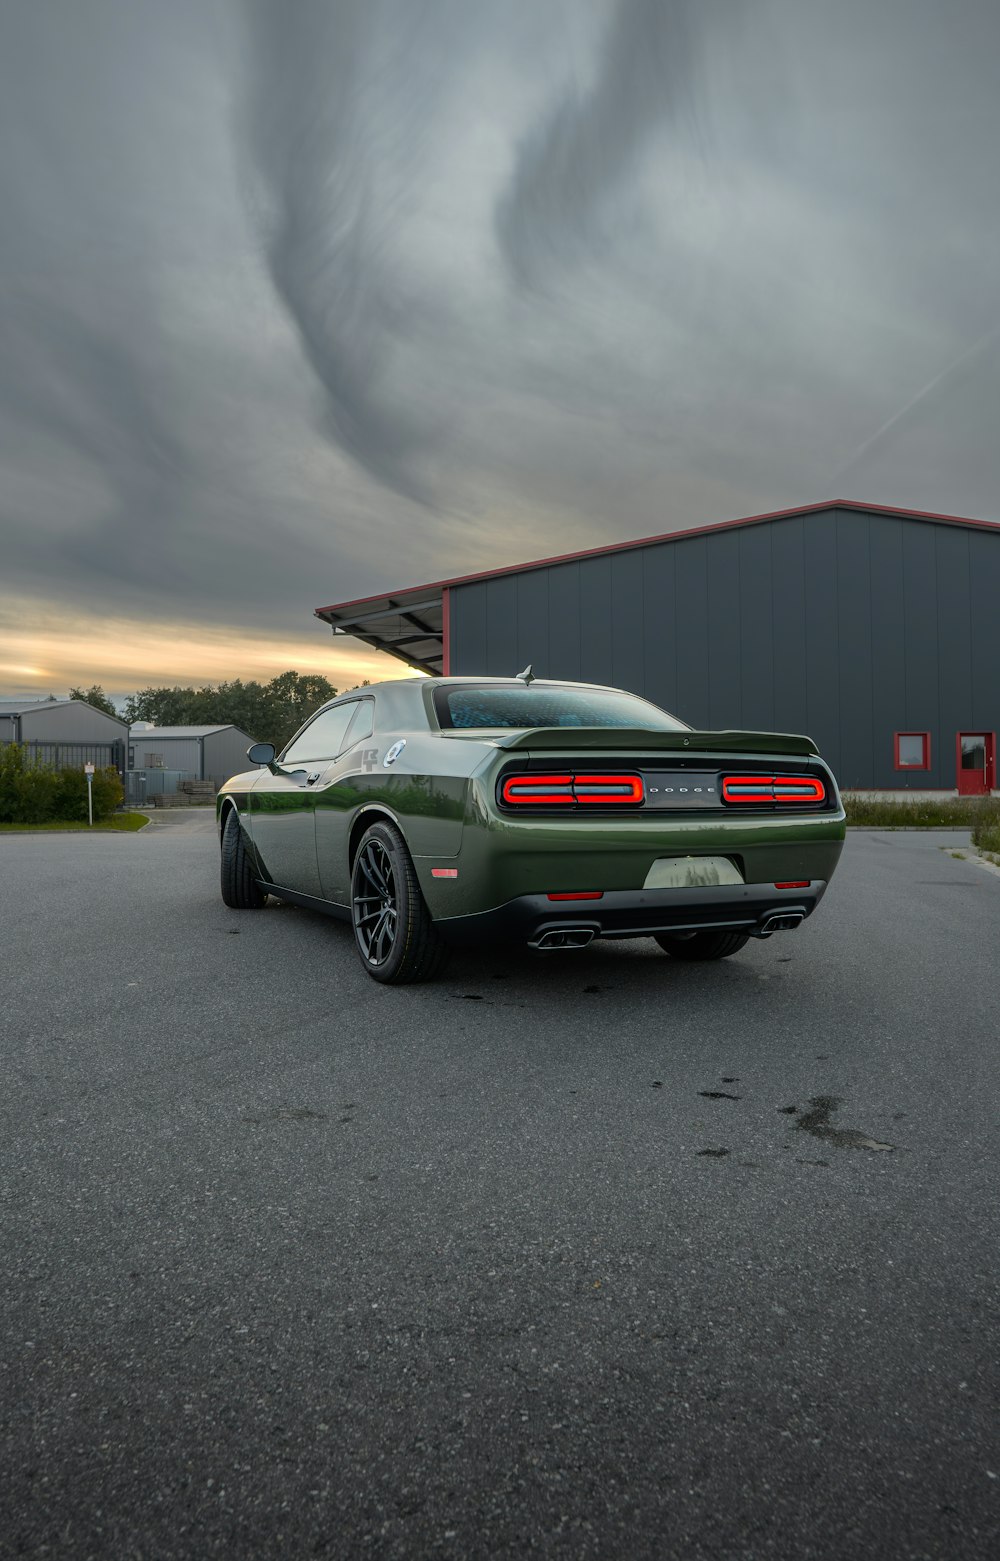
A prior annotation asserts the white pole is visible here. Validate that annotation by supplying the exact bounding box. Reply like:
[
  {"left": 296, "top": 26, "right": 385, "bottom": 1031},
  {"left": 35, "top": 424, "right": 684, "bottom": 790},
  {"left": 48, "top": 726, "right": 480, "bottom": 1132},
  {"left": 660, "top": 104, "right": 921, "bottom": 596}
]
[{"left": 87, "top": 774, "right": 93, "bottom": 827}]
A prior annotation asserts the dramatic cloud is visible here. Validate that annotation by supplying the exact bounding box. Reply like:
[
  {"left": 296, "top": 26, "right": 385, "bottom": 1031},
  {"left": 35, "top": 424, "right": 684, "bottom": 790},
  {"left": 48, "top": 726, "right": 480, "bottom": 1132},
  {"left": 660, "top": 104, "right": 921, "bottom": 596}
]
[
  {"left": 1, "top": 0, "right": 998, "bottom": 692},
  {"left": 240, "top": 0, "right": 437, "bottom": 501},
  {"left": 496, "top": 0, "right": 714, "bottom": 285}
]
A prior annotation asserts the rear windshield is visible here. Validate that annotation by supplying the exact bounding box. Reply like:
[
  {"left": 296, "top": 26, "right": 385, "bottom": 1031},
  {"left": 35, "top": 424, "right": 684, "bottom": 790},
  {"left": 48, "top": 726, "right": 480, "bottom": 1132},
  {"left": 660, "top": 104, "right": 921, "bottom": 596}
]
[{"left": 434, "top": 684, "right": 688, "bottom": 731}]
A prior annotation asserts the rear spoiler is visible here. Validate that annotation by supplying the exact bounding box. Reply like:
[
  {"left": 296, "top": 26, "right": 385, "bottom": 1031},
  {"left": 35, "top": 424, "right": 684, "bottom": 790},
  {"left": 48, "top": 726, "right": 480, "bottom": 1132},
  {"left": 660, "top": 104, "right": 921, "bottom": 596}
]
[{"left": 489, "top": 726, "right": 820, "bottom": 757}]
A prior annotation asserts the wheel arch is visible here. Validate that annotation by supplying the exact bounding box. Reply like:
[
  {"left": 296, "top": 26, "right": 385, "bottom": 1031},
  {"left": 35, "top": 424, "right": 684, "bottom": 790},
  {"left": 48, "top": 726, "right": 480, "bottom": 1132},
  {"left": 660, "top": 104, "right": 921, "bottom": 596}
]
[
  {"left": 218, "top": 795, "right": 239, "bottom": 843},
  {"left": 348, "top": 805, "right": 403, "bottom": 871}
]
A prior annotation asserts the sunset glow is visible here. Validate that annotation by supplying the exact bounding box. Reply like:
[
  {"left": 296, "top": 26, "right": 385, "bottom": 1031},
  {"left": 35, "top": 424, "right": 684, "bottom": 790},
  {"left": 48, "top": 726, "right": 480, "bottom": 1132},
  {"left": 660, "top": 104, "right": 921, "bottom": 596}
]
[{"left": 0, "top": 596, "right": 421, "bottom": 701}]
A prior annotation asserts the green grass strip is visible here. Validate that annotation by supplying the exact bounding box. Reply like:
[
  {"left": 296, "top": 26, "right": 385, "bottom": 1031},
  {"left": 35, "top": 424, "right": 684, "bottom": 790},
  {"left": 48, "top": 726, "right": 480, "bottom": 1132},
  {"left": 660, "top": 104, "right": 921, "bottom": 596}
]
[
  {"left": 845, "top": 795, "right": 1000, "bottom": 830},
  {"left": 0, "top": 812, "right": 151, "bottom": 833}
]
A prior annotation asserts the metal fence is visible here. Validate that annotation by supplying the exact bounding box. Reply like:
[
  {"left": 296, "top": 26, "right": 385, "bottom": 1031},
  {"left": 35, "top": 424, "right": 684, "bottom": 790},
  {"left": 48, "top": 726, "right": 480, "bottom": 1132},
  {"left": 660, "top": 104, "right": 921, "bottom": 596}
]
[
  {"left": 5, "top": 742, "right": 206, "bottom": 810},
  {"left": 10, "top": 738, "right": 127, "bottom": 773}
]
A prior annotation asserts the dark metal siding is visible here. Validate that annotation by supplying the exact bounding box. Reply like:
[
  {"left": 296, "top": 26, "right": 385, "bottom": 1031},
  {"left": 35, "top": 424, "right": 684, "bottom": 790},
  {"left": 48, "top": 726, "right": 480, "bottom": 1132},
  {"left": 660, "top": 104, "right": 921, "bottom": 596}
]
[
  {"left": 704, "top": 531, "right": 740, "bottom": 728},
  {"left": 548, "top": 562, "right": 581, "bottom": 682},
  {"left": 969, "top": 529, "right": 1000, "bottom": 730},
  {"left": 448, "top": 506, "right": 1000, "bottom": 789},
  {"left": 578, "top": 557, "right": 612, "bottom": 686},
  {"left": 868, "top": 519, "right": 906, "bottom": 786},
  {"left": 673, "top": 538, "right": 709, "bottom": 726}
]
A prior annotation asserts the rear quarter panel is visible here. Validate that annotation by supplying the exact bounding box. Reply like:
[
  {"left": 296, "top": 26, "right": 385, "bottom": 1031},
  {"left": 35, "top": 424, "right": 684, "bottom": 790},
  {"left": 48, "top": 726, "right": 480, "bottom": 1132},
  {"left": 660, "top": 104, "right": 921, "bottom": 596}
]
[{"left": 322, "top": 732, "right": 493, "bottom": 902}]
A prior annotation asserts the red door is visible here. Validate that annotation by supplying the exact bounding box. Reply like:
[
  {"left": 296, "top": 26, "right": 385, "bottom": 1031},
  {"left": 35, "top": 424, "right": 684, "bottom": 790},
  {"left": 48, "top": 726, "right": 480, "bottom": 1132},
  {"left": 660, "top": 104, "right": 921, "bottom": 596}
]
[{"left": 956, "top": 732, "right": 996, "bottom": 795}]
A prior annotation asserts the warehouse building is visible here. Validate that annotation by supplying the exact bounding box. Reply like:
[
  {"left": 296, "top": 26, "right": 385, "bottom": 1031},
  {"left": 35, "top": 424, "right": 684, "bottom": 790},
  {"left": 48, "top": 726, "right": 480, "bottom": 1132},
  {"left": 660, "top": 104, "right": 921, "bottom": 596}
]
[
  {"left": 315, "top": 500, "right": 1000, "bottom": 794},
  {"left": 0, "top": 697, "right": 127, "bottom": 771},
  {"left": 127, "top": 725, "right": 259, "bottom": 789}
]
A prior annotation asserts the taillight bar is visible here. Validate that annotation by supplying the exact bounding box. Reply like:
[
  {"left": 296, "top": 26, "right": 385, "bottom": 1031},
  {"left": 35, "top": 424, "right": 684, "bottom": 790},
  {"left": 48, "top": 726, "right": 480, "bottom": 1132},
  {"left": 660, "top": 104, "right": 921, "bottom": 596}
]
[
  {"left": 573, "top": 774, "right": 644, "bottom": 804},
  {"left": 722, "top": 774, "right": 826, "bottom": 805},
  {"left": 501, "top": 772, "right": 644, "bottom": 807},
  {"left": 501, "top": 774, "right": 575, "bottom": 804}
]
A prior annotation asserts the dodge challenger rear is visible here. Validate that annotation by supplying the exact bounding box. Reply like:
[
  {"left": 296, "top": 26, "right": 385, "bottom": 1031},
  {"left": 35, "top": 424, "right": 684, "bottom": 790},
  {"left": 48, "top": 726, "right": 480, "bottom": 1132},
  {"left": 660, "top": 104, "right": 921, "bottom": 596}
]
[
  {"left": 217, "top": 675, "right": 845, "bottom": 982},
  {"left": 418, "top": 680, "right": 845, "bottom": 960}
]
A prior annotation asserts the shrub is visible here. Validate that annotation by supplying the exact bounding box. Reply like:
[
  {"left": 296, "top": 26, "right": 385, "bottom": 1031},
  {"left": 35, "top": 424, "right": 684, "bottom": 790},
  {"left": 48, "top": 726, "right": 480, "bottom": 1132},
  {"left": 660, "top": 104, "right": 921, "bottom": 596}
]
[
  {"left": 53, "top": 766, "right": 89, "bottom": 822},
  {"left": 0, "top": 745, "right": 58, "bottom": 823},
  {"left": 90, "top": 766, "right": 124, "bottom": 820},
  {"left": 52, "top": 764, "right": 124, "bottom": 822},
  {"left": 0, "top": 749, "right": 123, "bottom": 824}
]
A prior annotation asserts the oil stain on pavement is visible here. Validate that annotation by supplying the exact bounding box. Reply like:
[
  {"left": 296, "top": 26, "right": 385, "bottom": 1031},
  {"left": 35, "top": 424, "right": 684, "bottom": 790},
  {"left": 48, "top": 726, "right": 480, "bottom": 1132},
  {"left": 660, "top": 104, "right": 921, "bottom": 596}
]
[{"left": 795, "top": 1095, "right": 894, "bottom": 1152}]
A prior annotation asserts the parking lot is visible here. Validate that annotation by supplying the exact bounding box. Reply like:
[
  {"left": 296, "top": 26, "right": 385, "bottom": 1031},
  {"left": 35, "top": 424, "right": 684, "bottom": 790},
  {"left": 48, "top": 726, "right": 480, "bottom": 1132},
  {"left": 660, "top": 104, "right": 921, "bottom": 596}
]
[{"left": 2, "top": 812, "right": 998, "bottom": 1559}]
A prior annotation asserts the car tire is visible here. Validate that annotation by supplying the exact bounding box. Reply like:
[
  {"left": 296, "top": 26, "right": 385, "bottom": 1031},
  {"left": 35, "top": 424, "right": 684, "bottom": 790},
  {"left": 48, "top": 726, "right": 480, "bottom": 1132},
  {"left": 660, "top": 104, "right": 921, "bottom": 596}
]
[
  {"left": 653, "top": 929, "right": 750, "bottom": 961},
  {"left": 351, "top": 820, "right": 449, "bottom": 984},
  {"left": 220, "top": 808, "right": 266, "bottom": 910}
]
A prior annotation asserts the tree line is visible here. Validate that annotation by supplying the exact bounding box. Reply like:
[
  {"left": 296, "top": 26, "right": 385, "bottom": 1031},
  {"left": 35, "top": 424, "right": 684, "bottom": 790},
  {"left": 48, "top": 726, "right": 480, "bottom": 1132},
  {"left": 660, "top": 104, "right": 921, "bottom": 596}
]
[{"left": 68, "top": 671, "right": 348, "bottom": 752}]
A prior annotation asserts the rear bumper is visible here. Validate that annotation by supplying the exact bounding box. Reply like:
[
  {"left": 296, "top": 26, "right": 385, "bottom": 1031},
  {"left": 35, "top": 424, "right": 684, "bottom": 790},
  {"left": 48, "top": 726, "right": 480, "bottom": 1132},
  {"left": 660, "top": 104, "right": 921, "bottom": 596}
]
[{"left": 435, "top": 880, "right": 828, "bottom": 948}]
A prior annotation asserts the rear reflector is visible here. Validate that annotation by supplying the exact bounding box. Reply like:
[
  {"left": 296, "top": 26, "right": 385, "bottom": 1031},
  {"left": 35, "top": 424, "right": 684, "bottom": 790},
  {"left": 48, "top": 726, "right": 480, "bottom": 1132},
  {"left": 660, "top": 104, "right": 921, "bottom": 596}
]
[
  {"left": 546, "top": 892, "right": 604, "bottom": 901},
  {"left": 722, "top": 774, "right": 826, "bottom": 805},
  {"left": 774, "top": 880, "right": 809, "bottom": 889},
  {"left": 431, "top": 868, "right": 458, "bottom": 878}
]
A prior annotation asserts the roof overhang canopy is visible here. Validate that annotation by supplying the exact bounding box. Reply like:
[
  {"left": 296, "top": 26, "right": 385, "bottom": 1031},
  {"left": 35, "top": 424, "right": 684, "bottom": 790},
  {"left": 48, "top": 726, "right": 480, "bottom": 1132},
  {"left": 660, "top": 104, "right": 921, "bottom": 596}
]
[
  {"left": 315, "top": 500, "right": 1000, "bottom": 676},
  {"left": 315, "top": 586, "right": 445, "bottom": 675}
]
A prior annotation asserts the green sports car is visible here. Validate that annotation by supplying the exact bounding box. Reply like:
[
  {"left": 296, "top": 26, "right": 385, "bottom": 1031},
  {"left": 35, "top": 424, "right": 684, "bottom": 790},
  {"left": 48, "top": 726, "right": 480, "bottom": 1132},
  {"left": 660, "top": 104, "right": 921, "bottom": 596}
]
[{"left": 216, "top": 674, "right": 845, "bottom": 983}]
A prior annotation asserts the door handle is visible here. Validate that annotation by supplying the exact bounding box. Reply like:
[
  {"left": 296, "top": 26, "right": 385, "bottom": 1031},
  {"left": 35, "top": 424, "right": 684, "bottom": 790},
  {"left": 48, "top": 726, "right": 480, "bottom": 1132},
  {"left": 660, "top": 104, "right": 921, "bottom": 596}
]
[{"left": 305, "top": 772, "right": 322, "bottom": 784}]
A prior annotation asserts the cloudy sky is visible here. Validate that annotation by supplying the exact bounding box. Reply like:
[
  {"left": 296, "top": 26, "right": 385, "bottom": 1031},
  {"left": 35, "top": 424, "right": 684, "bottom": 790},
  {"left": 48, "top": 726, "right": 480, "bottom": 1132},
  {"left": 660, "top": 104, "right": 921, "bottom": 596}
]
[{"left": 2, "top": 0, "right": 998, "bottom": 698}]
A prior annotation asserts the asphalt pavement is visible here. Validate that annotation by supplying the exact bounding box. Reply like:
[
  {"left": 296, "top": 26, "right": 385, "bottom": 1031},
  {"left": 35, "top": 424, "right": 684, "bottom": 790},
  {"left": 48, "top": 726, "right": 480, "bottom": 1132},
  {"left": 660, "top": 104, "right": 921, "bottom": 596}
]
[{"left": 1, "top": 812, "right": 998, "bottom": 1560}]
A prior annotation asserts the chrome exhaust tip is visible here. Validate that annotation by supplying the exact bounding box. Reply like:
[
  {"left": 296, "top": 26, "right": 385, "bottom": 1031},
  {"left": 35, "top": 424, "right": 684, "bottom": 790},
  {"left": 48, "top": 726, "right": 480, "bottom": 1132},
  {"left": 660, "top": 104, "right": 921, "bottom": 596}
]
[
  {"left": 755, "top": 910, "right": 805, "bottom": 938},
  {"left": 530, "top": 926, "right": 597, "bottom": 951}
]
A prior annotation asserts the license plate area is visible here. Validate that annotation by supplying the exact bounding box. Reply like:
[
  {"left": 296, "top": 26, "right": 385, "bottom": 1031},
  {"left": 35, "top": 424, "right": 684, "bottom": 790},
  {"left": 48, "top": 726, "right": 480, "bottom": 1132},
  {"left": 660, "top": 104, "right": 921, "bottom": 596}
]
[{"left": 643, "top": 855, "right": 744, "bottom": 889}]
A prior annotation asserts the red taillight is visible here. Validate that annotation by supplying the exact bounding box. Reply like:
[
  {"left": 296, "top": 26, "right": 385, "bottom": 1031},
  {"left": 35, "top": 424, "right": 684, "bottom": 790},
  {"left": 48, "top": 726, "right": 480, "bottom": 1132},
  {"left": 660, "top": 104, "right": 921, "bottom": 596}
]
[
  {"left": 573, "top": 774, "right": 644, "bottom": 805},
  {"left": 546, "top": 891, "right": 604, "bottom": 901},
  {"left": 774, "top": 880, "right": 810, "bottom": 889},
  {"left": 722, "top": 775, "right": 826, "bottom": 805},
  {"left": 501, "top": 772, "right": 644, "bottom": 806},
  {"left": 721, "top": 774, "right": 776, "bottom": 804},
  {"left": 501, "top": 774, "right": 574, "bottom": 804},
  {"left": 773, "top": 777, "right": 826, "bottom": 802}
]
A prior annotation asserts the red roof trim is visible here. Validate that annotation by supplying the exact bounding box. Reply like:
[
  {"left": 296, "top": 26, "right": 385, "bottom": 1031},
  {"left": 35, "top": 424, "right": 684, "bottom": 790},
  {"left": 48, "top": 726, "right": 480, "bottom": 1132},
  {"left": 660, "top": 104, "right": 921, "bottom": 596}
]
[{"left": 315, "top": 498, "right": 1000, "bottom": 618}]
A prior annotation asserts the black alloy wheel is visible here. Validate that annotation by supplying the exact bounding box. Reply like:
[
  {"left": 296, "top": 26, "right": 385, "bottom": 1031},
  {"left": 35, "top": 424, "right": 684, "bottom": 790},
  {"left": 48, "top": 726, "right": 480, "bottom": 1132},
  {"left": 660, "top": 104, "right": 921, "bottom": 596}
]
[
  {"left": 220, "top": 808, "right": 266, "bottom": 910},
  {"left": 354, "top": 836, "right": 398, "bottom": 966},
  {"left": 653, "top": 928, "right": 750, "bottom": 961},
  {"left": 351, "top": 820, "right": 449, "bottom": 984}
]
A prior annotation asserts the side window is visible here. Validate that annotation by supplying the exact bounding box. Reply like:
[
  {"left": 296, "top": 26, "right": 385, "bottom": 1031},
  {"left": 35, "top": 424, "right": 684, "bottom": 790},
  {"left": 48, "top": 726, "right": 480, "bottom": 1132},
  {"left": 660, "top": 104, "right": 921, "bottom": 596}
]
[
  {"left": 342, "top": 699, "right": 375, "bottom": 750},
  {"left": 282, "top": 703, "right": 357, "bottom": 765}
]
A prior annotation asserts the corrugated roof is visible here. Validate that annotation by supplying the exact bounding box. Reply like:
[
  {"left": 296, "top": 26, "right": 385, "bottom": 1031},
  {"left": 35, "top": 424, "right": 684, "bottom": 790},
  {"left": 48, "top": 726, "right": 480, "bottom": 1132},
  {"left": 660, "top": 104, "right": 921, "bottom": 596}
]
[
  {"left": 0, "top": 697, "right": 126, "bottom": 725},
  {"left": 0, "top": 697, "right": 77, "bottom": 713},
  {"left": 130, "top": 725, "right": 237, "bottom": 738},
  {"left": 314, "top": 498, "right": 1000, "bottom": 674}
]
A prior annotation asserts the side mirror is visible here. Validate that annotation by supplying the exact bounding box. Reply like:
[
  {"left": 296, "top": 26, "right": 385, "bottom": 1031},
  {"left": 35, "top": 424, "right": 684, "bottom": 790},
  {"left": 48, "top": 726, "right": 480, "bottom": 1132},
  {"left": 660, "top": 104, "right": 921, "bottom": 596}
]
[{"left": 247, "top": 742, "right": 276, "bottom": 766}]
